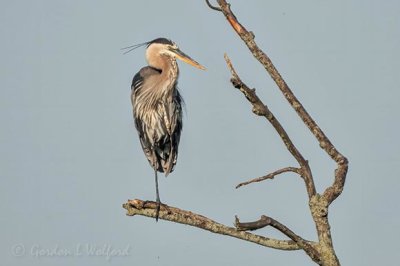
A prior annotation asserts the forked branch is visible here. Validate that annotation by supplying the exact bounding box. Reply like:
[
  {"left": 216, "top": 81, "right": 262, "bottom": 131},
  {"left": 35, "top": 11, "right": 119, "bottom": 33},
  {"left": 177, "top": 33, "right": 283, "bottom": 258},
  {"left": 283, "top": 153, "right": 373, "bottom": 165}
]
[{"left": 235, "top": 216, "right": 321, "bottom": 263}]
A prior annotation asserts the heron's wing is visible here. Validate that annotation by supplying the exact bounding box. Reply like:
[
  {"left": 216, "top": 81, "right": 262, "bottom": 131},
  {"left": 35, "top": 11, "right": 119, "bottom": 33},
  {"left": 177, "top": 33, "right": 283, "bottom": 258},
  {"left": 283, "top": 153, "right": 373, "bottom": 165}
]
[
  {"left": 163, "top": 90, "right": 183, "bottom": 175},
  {"left": 135, "top": 118, "right": 159, "bottom": 171},
  {"left": 131, "top": 67, "right": 164, "bottom": 171}
]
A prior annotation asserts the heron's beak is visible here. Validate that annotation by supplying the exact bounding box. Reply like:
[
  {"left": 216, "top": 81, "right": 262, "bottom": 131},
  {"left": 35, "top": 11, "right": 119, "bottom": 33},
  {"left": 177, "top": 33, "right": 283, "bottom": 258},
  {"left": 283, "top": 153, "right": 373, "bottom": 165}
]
[{"left": 171, "top": 48, "right": 206, "bottom": 70}]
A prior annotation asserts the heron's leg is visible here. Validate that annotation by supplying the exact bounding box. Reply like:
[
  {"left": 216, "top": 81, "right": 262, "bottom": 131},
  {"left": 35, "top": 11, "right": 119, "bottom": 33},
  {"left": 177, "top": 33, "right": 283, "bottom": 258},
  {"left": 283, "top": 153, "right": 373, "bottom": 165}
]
[
  {"left": 154, "top": 167, "right": 161, "bottom": 221},
  {"left": 151, "top": 136, "right": 161, "bottom": 222}
]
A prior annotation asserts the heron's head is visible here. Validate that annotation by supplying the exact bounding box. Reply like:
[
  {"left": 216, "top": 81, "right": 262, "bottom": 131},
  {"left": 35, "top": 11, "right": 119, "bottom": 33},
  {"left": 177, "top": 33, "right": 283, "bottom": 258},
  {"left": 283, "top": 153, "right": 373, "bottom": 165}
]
[{"left": 146, "top": 38, "right": 206, "bottom": 70}]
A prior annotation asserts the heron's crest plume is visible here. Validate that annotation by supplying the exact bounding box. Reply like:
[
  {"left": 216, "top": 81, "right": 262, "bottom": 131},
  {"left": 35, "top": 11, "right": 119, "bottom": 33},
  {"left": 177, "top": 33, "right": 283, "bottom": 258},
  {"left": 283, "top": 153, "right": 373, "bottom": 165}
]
[{"left": 121, "top": 38, "right": 173, "bottom": 54}]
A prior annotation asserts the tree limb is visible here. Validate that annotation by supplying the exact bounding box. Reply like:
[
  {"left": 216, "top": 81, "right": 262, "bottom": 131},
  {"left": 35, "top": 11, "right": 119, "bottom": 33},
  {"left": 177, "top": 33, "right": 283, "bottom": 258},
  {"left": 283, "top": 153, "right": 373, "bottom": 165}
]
[{"left": 123, "top": 199, "right": 314, "bottom": 251}]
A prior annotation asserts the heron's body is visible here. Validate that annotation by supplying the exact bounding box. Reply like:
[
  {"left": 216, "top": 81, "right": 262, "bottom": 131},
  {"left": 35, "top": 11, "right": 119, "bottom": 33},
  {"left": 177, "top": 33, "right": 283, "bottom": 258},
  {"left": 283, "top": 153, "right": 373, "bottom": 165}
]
[
  {"left": 131, "top": 64, "right": 183, "bottom": 174},
  {"left": 127, "top": 38, "right": 204, "bottom": 220}
]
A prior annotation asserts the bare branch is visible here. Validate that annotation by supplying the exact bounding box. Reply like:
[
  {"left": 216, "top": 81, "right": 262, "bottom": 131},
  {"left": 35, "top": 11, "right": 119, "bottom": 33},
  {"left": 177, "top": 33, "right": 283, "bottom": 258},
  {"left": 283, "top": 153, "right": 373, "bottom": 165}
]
[
  {"left": 205, "top": 0, "right": 222, "bottom": 12},
  {"left": 236, "top": 167, "right": 300, "bottom": 189},
  {"left": 224, "top": 54, "right": 316, "bottom": 198},
  {"left": 123, "top": 199, "right": 315, "bottom": 251},
  {"left": 235, "top": 215, "right": 321, "bottom": 264},
  {"left": 217, "top": 0, "right": 348, "bottom": 205},
  {"left": 322, "top": 160, "right": 348, "bottom": 204}
]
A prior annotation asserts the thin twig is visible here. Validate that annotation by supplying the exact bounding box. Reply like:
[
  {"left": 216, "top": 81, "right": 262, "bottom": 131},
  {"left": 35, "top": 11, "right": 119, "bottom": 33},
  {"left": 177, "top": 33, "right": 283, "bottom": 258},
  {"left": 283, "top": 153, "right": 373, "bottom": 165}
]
[
  {"left": 235, "top": 215, "right": 321, "bottom": 264},
  {"left": 224, "top": 54, "right": 316, "bottom": 198},
  {"left": 236, "top": 167, "right": 300, "bottom": 189},
  {"left": 123, "top": 199, "right": 315, "bottom": 251},
  {"left": 205, "top": 0, "right": 222, "bottom": 12}
]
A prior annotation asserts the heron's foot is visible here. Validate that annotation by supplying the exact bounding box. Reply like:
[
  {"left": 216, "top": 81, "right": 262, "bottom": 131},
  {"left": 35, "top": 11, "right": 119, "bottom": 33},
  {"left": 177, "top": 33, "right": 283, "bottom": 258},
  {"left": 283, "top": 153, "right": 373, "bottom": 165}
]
[
  {"left": 141, "top": 200, "right": 154, "bottom": 209},
  {"left": 155, "top": 200, "right": 161, "bottom": 222},
  {"left": 140, "top": 200, "right": 171, "bottom": 221}
]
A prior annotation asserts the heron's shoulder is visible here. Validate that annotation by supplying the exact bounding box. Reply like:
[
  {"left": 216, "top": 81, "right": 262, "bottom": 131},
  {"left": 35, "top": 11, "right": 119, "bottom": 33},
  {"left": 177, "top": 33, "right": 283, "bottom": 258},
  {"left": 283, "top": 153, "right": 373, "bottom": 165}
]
[
  {"left": 138, "top": 66, "right": 161, "bottom": 77},
  {"left": 132, "top": 66, "right": 161, "bottom": 90}
]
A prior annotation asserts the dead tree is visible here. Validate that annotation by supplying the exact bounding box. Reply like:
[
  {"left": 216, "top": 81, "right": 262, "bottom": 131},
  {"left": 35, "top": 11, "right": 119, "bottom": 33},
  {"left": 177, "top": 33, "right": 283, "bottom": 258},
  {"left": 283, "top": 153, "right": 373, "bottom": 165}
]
[{"left": 123, "top": 1, "right": 348, "bottom": 265}]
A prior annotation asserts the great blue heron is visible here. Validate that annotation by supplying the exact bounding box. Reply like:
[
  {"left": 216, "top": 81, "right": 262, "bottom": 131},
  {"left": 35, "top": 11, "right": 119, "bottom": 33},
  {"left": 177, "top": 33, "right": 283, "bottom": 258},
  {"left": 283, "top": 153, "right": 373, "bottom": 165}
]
[{"left": 123, "top": 38, "right": 205, "bottom": 220}]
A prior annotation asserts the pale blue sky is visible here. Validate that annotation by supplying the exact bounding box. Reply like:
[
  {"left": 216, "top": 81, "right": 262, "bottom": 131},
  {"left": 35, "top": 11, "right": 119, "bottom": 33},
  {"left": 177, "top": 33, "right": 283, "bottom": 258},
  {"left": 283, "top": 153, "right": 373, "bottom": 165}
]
[{"left": 1, "top": 1, "right": 399, "bottom": 265}]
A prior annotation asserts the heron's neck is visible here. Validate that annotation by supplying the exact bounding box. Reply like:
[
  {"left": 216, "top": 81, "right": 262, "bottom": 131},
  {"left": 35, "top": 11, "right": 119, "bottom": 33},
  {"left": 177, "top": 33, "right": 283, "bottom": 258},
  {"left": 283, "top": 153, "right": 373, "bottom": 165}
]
[
  {"left": 164, "top": 59, "right": 179, "bottom": 86},
  {"left": 152, "top": 56, "right": 179, "bottom": 94}
]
